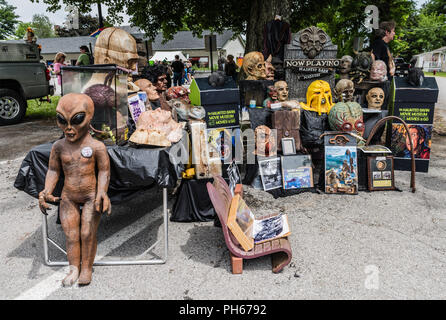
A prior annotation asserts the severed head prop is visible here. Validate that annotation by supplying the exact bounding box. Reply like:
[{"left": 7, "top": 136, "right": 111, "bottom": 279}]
[{"left": 242, "top": 52, "right": 267, "bottom": 80}]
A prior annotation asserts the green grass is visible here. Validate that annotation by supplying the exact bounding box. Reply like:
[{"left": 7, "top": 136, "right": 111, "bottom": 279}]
[
  {"left": 25, "top": 96, "right": 60, "bottom": 120},
  {"left": 424, "top": 71, "right": 446, "bottom": 77}
]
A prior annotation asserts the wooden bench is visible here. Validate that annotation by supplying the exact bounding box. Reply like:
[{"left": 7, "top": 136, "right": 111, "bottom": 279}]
[{"left": 207, "top": 176, "right": 292, "bottom": 274}]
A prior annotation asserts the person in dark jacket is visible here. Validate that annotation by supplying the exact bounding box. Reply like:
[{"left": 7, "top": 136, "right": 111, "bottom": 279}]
[
  {"left": 224, "top": 55, "right": 238, "bottom": 82},
  {"left": 371, "top": 21, "right": 396, "bottom": 80}
]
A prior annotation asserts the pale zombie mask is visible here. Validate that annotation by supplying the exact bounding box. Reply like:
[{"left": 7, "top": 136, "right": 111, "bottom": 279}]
[
  {"left": 255, "top": 125, "right": 276, "bottom": 157},
  {"left": 328, "top": 102, "right": 365, "bottom": 136},
  {"left": 135, "top": 79, "right": 160, "bottom": 101},
  {"left": 366, "top": 87, "right": 385, "bottom": 109},
  {"left": 242, "top": 52, "right": 267, "bottom": 80},
  {"left": 300, "top": 80, "right": 334, "bottom": 115},
  {"left": 370, "top": 60, "right": 388, "bottom": 82},
  {"left": 335, "top": 79, "right": 355, "bottom": 102},
  {"left": 274, "top": 81, "right": 289, "bottom": 102},
  {"left": 339, "top": 55, "right": 353, "bottom": 74},
  {"left": 299, "top": 26, "right": 328, "bottom": 59},
  {"left": 56, "top": 93, "right": 94, "bottom": 143},
  {"left": 94, "top": 27, "right": 139, "bottom": 71}
]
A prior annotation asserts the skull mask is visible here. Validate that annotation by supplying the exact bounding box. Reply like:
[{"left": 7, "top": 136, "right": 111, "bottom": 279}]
[
  {"left": 370, "top": 60, "right": 388, "bottom": 82},
  {"left": 274, "top": 81, "right": 289, "bottom": 102},
  {"left": 242, "top": 51, "right": 267, "bottom": 80},
  {"left": 56, "top": 93, "right": 94, "bottom": 143},
  {"left": 366, "top": 87, "right": 385, "bottom": 109},
  {"left": 299, "top": 26, "right": 328, "bottom": 59},
  {"left": 94, "top": 27, "right": 139, "bottom": 71},
  {"left": 328, "top": 102, "right": 365, "bottom": 136},
  {"left": 335, "top": 79, "right": 355, "bottom": 102},
  {"left": 300, "top": 80, "right": 334, "bottom": 115},
  {"left": 255, "top": 125, "right": 276, "bottom": 157}
]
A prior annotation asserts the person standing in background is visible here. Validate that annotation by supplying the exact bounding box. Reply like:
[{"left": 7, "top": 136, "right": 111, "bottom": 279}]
[
  {"left": 76, "top": 46, "right": 92, "bottom": 66},
  {"left": 53, "top": 52, "right": 66, "bottom": 95},
  {"left": 371, "top": 21, "right": 396, "bottom": 80},
  {"left": 171, "top": 55, "right": 184, "bottom": 86},
  {"left": 224, "top": 55, "right": 238, "bottom": 82}
]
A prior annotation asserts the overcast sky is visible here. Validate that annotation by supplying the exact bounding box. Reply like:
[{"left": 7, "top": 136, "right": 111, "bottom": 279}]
[
  {"left": 7, "top": 0, "right": 430, "bottom": 26},
  {"left": 7, "top": 0, "right": 131, "bottom": 25}
]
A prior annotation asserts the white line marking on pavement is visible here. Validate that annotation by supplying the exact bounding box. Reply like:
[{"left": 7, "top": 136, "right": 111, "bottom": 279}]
[{"left": 14, "top": 206, "right": 162, "bottom": 300}]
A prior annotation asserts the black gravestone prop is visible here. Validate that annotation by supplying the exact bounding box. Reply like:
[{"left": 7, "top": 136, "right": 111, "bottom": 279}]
[
  {"left": 284, "top": 26, "right": 338, "bottom": 101},
  {"left": 189, "top": 76, "right": 240, "bottom": 129},
  {"left": 387, "top": 77, "right": 438, "bottom": 172}
]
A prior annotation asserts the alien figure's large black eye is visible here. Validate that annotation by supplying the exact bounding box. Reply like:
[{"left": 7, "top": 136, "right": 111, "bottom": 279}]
[
  {"left": 56, "top": 113, "right": 67, "bottom": 125},
  {"left": 70, "top": 113, "right": 86, "bottom": 125}
]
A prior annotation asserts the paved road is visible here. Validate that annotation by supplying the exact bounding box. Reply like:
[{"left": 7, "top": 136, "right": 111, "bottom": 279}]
[{"left": 0, "top": 78, "right": 446, "bottom": 300}]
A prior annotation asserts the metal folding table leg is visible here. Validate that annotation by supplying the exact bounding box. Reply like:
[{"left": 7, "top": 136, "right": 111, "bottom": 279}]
[{"left": 42, "top": 188, "right": 169, "bottom": 266}]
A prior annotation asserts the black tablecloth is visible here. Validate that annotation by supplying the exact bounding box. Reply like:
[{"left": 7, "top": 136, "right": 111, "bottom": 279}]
[{"left": 14, "top": 140, "right": 185, "bottom": 204}]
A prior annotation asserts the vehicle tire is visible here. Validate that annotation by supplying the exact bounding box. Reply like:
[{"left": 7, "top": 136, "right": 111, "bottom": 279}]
[{"left": 0, "top": 88, "right": 27, "bottom": 126}]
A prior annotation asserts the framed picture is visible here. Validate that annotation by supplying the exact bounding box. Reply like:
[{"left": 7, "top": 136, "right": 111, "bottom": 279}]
[
  {"left": 227, "top": 194, "right": 255, "bottom": 251},
  {"left": 325, "top": 145, "right": 358, "bottom": 194},
  {"left": 367, "top": 156, "right": 395, "bottom": 191},
  {"left": 281, "top": 155, "right": 313, "bottom": 189},
  {"left": 281, "top": 138, "right": 296, "bottom": 155},
  {"left": 258, "top": 157, "right": 282, "bottom": 191}
]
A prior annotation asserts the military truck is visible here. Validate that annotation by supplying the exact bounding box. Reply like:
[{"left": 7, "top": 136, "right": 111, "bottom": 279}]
[{"left": 0, "top": 41, "right": 53, "bottom": 125}]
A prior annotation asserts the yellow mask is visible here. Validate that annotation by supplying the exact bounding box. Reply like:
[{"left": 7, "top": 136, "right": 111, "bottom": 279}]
[{"left": 300, "top": 80, "right": 334, "bottom": 115}]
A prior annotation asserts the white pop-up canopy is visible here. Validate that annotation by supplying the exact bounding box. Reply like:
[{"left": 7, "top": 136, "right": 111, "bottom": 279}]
[{"left": 149, "top": 51, "right": 188, "bottom": 62}]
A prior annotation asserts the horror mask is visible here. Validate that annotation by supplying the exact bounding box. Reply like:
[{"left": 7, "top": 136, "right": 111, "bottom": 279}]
[
  {"left": 166, "top": 86, "right": 191, "bottom": 104},
  {"left": 242, "top": 52, "right": 267, "bottom": 80},
  {"left": 299, "top": 26, "right": 328, "bottom": 59},
  {"left": 300, "top": 80, "right": 334, "bottom": 115},
  {"left": 94, "top": 27, "right": 139, "bottom": 71},
  {"left": 328, "top": 102, "right": 364, "bottom": 136},
  {"left": 265, "top": 55, "right": 276, "bottom": 81},
  {"left": 366, "top": 87, "right": 385, "bottom": 109},
  {"left": 335, "top": 79, "right": 355, "bottom": 102},
  {"left": 274, "top": 81, "right": 289, "bottom": 102},
  {"left": 350, "top": 52, "right": 373, "bottom": 84},
  {"left": 134, "top": 79, "right": 160, "bottom": 101},
  {"left": 263, "top": 86, "right": 279, "bottom": 108},
  {"left": 370, "top": 60, "right": 388, "bottom": 82},
  {"left": 339, "top": 55, "right": 353, "bottom": 79},
  {"left": 56, "top": 93, "right": 94, "bottom": 143},
  {"left": 255, "top": 125, "right": 276, "bottom": 157}
]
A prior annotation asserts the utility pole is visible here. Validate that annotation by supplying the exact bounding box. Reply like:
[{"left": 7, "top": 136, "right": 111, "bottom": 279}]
[{"left": 97, "top": 1, "right": 104, "bottom": 28}]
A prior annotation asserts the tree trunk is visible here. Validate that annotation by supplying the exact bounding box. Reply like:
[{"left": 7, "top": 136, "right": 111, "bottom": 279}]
[{"left": 245, "top": 0, "right": 291, "bottom": 54}]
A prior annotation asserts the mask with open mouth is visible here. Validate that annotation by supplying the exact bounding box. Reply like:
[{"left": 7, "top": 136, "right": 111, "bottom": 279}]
[{"left": 56, "top": 93, "right": 94, "bottom": 143}]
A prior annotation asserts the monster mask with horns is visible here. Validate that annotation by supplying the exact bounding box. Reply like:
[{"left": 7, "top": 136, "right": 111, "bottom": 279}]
[{"left": 300, "top": 80, "right": 334, "bottom": 115}]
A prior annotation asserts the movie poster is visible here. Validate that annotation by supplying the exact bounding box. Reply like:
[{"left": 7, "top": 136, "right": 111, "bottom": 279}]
[
  {"left": 281, "top": 155, "right": 313, "bottom": 189},
  {"left": 391, "top": 123, "right": 432, "bottom": 160}
]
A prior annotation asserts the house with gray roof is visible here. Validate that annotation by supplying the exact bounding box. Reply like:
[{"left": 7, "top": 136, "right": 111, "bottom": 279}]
[{"left": 37, "top": 27, "right": 245, "bottom": 67}]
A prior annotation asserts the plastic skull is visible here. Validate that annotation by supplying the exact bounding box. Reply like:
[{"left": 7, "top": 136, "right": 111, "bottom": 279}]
[
  {"left": 300, "top": 80, "right": 334, "bottom": 115},
  {"left": 366, "top": 87, "right": 385, "bottom": 109},
  {"left": 335, "top": 79, "right": 355, "bottom": 102},
  {"left": 370, "top": 60, "right": 388, "bottom": 82},
  {"left": 299, "top": 26, "right": 328, "bottom": 59},
  {"left": 94, "top": 27, "right": 139, "bottom": 71},
  {"left": 242, "top": 52, "right": 267, "bottom": 80},
  {"left": 274, "top": 81, "right": 289, "bottom": 102},
  {"left": 328, "top": 102, "right": 365, "bottom": 136}
]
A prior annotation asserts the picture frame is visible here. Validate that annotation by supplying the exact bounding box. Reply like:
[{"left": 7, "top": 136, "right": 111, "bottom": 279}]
[
  {"left": 281, "top": 155, "right": 314, "bottom": 189},
  {"left": 258, "top": 157, "right": 282, "bottom": 191},
  {"left": 367, "top": 156, "right": 395, "bottom": 191},
  {"left": 281, "top": 137, "right": 296, "bottom": 156}
]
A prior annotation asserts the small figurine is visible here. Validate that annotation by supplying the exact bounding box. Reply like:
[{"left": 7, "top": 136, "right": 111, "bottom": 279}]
[
  {"left": 39, "top": 93, "right": 111, "bottom": 287},
  {"left": 328, "top": 101, "right": 365, "bottom": 137},
  {"left": 370, "top": 60, "right": 388, "bottom": 82},
  {"left": 262, "top": 85, "right": 279, "bottom": 108},
  {"left": 300, "top": 80, "right": 334, "bottom": 115},
  {"left": 334, "top": 79, "right": 355, "bottom": 103},
  {"left": 242, "top": 51, "right": 267, "bottom": 80},
  {"left": 339, "top": 55, "right": 353, "bottom": 80},
  {"left": 366, "top": 87, "right": 385, "bottom": 110},
  {"left": 254, "top": 125, "right": 276, "bottom": 157}
]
